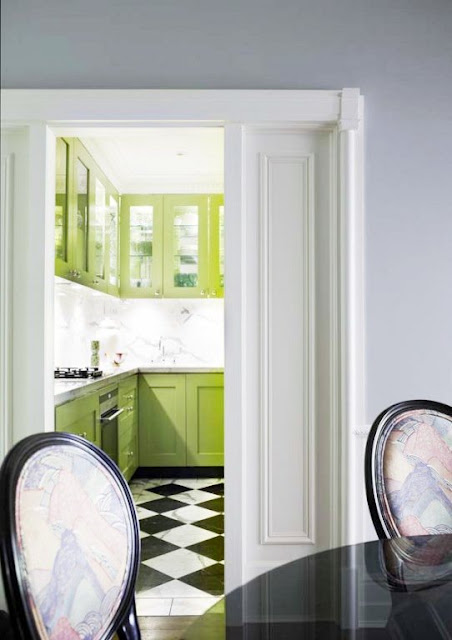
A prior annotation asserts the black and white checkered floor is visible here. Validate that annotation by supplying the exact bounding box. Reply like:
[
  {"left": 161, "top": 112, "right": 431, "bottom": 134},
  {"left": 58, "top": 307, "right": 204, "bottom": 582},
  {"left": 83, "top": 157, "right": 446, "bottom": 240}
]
[{"left": 130, "top": 477, "right": 224, "bottom": 617}]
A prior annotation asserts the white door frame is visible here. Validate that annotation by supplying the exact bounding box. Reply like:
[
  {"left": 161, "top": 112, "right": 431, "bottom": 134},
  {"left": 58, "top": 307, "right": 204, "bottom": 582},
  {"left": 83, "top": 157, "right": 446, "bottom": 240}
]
[{"left": 0, "top": 89, "right": 365, "bottom": 594}]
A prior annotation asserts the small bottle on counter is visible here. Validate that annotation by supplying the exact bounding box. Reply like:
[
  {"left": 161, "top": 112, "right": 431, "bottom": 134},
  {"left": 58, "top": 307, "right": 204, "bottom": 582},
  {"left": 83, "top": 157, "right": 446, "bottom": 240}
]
[{"left": 90, "top": 340, "right": 100, "bottom": 368}]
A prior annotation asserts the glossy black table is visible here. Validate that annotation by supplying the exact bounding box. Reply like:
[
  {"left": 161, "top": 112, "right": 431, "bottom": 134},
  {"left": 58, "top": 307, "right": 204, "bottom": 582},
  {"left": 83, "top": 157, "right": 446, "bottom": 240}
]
[{"left": 185, "top": 535, "right": 452, "bottom": 639}]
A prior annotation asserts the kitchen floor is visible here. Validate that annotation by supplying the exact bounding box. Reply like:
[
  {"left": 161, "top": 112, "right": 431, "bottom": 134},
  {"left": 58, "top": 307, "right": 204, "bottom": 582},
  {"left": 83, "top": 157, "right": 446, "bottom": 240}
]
[{"left": 130, "top": 477, "right": 224, "bottom": 617}]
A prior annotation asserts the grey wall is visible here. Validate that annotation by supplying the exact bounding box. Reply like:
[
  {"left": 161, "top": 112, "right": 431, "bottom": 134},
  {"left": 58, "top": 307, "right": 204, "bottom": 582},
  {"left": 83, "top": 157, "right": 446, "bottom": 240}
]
[{"left": 2, "top": 0, "right": 452, "bottom": 421}]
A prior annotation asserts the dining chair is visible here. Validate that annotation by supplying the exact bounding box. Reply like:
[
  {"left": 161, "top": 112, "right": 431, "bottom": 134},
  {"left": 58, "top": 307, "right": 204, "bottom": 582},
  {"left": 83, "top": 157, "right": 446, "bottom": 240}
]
[
  {"left": 0, "top": 432, "right": 141, "bottom": 639},
  {"left": 365, "top": 399, "right": 452, "bottom": 539}
]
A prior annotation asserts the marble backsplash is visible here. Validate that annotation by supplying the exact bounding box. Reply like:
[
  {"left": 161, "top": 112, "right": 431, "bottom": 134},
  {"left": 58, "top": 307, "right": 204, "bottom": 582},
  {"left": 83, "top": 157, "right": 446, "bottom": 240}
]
[{"left": 54, "top": 278, "right": 224, "bottom": 370}]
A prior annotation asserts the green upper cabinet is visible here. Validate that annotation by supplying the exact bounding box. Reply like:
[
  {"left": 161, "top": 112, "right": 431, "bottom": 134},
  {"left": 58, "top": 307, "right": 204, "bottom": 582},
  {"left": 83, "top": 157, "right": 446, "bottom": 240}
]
[
  {"left": 120, "top": 195, "right": 164, "bottom": 298},
  {"left": 55, "top": 137, "right": 73, "bottom": 280},
  {"left": 208, "top": 194, "right": 225, "bottom": 299},
  {"left": 107, "top": 191, "right": 120, "bottom": 297},
  {"left": 163, "top": 195, "right": 210, "bottom": 298},
  {"left": 54, "top": 137, "right": 120, "bottom": 294}
]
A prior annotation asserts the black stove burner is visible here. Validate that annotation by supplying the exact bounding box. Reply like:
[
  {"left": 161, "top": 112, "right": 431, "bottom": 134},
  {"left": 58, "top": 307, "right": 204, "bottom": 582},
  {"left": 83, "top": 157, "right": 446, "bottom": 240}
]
[{"left": 54, "top": 367, "right": 103, "bottom": 379}]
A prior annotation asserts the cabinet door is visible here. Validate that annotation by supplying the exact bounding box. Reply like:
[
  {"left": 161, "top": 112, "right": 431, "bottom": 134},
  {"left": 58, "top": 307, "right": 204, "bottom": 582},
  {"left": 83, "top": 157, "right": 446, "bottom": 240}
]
[
  {"left": 163, "top": 195, "right": 209, "bottom": 298},
  {"left": 186, "top": 373, "right": 224, "bottom": 466},
  {"left": 55, "top": 137, "right": 73, "bottom": 279},
  {"left": 107, "top": 192, "right": 120, "bottom": 296},
  {"left": 55, "top": 393, "right": 100, "bottom": 447},
  {"left": 72, "top": 140, "right": 95, "bottom": 286},
  {"left": 139, "top": 374, "right": 186, "bottom": 466},
  {"left": 89, "top": 172, "right": 108, "bottom": 292},
  {"left": 120, "top": 195, "right": 164, "bottom": 298},
  {"left": 208, "top": 194, "right": 224, "bottom": 298}
]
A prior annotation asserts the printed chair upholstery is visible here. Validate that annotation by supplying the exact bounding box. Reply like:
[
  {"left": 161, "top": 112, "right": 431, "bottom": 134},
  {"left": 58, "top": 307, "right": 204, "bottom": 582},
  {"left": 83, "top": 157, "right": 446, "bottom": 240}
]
[
  {"left": 365, "top": 400, "right": 452, "bottom": 539},
  {"left": 0, "top": 432, "right": 141, "bottom": 640}
]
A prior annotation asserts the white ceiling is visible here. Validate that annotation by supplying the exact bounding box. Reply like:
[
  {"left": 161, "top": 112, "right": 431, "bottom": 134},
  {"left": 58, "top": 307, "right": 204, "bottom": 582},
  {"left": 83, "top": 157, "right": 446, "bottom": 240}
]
[{"left": 81, "top": 128, "right": 224, "bottom": 194}]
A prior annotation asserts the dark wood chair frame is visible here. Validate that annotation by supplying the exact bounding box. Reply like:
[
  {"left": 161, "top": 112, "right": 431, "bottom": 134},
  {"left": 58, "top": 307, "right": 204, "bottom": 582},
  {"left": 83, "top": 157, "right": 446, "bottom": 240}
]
[
  {"left": 0, "top": 432, "right": 141, "bottom": 640},
  {"left": 364, "top": 399, "right": 452, "bottom": 540}
]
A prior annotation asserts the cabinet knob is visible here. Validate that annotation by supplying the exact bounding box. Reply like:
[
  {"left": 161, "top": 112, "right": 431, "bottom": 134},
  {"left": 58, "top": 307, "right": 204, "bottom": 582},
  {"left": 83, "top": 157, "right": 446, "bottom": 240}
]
[
  {"left": 201, "top": 289, "right": 206, "bottom": 296},
  {"left": 81, "top": 432, "right": 87, "bottom": 439},
  {"left": 211, "top": 289, "right": 217, "bottom": 297},
  {"left": 92, "top": 278, "right": 99, "bottom": 285},
  {"left": 127, "top": 394, "right": 133, "bottom": 400},
  {"left": 127, "top": 406, "right": 133, "bottom": 412},
  {"left": 155, "top": 290, "right": 161, "bottom": 297}
]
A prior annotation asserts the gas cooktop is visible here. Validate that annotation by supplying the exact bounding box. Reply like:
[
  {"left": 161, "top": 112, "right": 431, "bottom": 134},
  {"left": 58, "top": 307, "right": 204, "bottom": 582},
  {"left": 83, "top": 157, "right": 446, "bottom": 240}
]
[{"left": 54, "top": 367, "right": 103, "bottom": 379}]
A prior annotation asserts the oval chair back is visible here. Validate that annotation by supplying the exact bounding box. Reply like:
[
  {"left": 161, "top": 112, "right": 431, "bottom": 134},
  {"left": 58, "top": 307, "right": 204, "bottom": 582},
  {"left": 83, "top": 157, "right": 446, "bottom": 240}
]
[
  {"left": 365, "top": 400, "right": 452, "bottom": 539},
  {"left": 0, "top": 432, "right": 141, "bottom": 639}
]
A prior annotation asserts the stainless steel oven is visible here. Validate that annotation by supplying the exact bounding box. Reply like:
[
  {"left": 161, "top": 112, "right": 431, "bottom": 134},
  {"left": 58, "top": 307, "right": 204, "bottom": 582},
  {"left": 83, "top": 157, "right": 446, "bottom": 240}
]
[{"left": 99, "top": 388, "right": 123, "bottom": 465}]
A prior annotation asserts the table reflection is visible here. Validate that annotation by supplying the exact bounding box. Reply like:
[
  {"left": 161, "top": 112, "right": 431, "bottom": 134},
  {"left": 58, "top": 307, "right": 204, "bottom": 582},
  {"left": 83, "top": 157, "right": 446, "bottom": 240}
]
[{"left": 185, "top": 535, "right": 452, "bottom": 639}]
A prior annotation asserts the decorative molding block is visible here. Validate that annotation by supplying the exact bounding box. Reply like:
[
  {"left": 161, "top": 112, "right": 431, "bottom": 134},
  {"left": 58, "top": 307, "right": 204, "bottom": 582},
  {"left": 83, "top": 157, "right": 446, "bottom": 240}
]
[
  {"left": 260, "top": 152, "right": 315, "bottom": 545},
  {"left": 339, "top": 88, "right": 361, "bottom": 132}
]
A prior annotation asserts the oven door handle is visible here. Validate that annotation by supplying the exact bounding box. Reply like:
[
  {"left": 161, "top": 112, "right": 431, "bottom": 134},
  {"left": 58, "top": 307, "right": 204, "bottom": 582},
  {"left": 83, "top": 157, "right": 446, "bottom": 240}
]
[{"left": 100, "top": 408, "right": 124, "bottom": 422}]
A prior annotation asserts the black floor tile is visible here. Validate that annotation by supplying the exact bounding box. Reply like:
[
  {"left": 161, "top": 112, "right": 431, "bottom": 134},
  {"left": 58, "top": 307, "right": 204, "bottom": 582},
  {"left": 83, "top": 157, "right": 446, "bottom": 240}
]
[
  {"left": 203, "top": 483, "right": 224, "bottom": 496},
  {"left": 195, "top": 514, "right": 224, "bottom": 534},
  {"left": 135, "top": 563, "right": 172, "bottom": 593},
  {"left": 198, "top": 497, "right": 224, "bottom": 513},
  {"left": 140, "top": 497, "right": 186, "bottom": 513},
  {"left": 179, "top": 563, "right": 224, "bottom": 596},
  {"left": 139, "top": 514, "right": 184, "bottom": 535},
  {"left": 186, "top": 535, "right": 224, "bottom": 562},
  {"left": 148, "top": 483, "right": 188, "bottom": 497},
  {"left": 140, "top": 535, "right": 180, "bottom": 562}
]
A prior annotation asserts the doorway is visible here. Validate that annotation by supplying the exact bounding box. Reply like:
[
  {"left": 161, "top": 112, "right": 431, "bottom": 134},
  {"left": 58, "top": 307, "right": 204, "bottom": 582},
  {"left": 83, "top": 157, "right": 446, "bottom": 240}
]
[{"left": 1, "top": 89, "right": 365, "bottom": 619}]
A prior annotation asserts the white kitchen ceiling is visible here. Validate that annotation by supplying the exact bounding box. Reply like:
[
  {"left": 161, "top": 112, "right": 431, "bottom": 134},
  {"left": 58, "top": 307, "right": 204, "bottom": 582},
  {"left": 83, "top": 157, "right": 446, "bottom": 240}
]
[{"left": 81, "top": 127, "right": 224, "bottom": 194}]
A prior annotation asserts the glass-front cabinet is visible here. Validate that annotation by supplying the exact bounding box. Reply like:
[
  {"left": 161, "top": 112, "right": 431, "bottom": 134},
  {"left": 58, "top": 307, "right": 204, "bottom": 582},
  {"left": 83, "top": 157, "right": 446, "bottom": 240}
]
[
  {"left": 55, "top": 138, "right": 72, "bottom": 279},
  {"left": 120, "top": 195, "right": 164, "bottom": 297},
  {"left": 208, "top": 194, "right": 225, "bottom": 298},
  {"left": 163, "top": 195, "right": 209, "bottom": 298},
  {"left": 54, "top": 138, "right": 120, "bottom": 293},
  {"left": 108, "top": 193, "right": 120, "bottom": 296}
]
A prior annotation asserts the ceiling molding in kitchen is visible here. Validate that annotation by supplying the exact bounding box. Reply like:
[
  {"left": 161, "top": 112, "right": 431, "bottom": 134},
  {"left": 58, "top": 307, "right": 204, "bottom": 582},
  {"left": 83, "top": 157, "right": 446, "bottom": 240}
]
[{"left": 81, "top": 127, "right": 224, "bottom": 194}]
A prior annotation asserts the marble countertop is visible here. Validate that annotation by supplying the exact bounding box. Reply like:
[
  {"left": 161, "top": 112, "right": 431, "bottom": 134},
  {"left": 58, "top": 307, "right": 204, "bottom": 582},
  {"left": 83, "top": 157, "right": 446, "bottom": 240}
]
[{"left": 54, "top": 365, "right": 224, "bottom": 406}]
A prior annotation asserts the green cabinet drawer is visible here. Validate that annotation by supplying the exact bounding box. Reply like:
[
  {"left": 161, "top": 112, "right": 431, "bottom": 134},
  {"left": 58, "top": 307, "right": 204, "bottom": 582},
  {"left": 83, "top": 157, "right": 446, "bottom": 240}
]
[
  {"left": 55, "top": 392, "right": 100, "bottom": 446},
  {"left": 119, "top": 375, "right": 138, "bottom": 403}
]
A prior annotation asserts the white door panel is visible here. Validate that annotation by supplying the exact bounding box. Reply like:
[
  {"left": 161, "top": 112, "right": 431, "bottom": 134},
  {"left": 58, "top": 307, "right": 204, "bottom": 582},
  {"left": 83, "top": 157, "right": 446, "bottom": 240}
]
[{"left": 243, "top": 127, "right": 339, "bottom": 576}]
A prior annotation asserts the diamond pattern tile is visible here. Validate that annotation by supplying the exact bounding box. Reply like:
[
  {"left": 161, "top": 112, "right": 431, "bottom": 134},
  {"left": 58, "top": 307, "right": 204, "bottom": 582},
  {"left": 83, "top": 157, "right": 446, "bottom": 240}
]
[{"left": 133, "top": 477, "right": 224, "bottom": 615}]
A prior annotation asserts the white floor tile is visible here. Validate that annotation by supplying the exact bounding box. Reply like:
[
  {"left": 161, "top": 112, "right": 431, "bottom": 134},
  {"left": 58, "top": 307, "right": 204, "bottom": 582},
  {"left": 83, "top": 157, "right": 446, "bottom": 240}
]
[
  {"left": 135, "top": 598, "right": 172, "bottom": 616},
  {"left": 137, "top": 579, "right": 207, "bottom": 599},
  {"left": 154, "top": 523, "right": 217, "bottom": 547},
  {"left": 173, "top": 489, "right": 219, "bottom": 505},
  {"left": 139, "top": 530, "right": 150, "bottom": 540},
  {"left": 133, "top": 494, "right": 155, "bottom": 506},
  {"left": 170, "top": 597, "right": 220, "bottom": 616},
  {"left": 136, "top": 506, "right": 157, "bottom": 520},
  {"left": 176, "top": 478, "right": 223, "bottom": 490},
  {"left": 142, "top": 548, "right": 216, "bottom": 579},
  {"left": 137, "top": 490, "right": 165, "bottom": 503},
  {"left": 164, "top": 504, "right": 217, "bottom": 524}
]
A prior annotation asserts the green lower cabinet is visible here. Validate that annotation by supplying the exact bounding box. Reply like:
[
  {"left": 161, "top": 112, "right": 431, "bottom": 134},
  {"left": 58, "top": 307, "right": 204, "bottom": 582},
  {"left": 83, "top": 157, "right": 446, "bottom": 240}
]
[
  {"left": 138, "top": 373, "right": 224, "bottom": 467},
  {"left": 139, "top": 374, "right": 187, "bottom": 466},
  {"left": 186, "top": 374, "right": 224, "bottom": 466},
  {"left": 55, "top": 392, "right": 100, "bottom": 447},
  {"left": 118, "top": 375, "right": 138, "bottom": 480}
]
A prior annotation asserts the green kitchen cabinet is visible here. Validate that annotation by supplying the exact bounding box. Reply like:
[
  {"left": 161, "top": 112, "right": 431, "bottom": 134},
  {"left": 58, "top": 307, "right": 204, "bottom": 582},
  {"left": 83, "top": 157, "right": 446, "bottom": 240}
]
[
  {"left": 208, "top": 194, "right": 225, "bottom": 298},
  {"left": 55, "top": 392, "right": 100, "bottom": 447},
  {"left": 55, "top": 137, "right": 120, "bottom": 295},
  {"left": 120, "top": 195, "right": 164, "bottom": 298},
  {"left": 186, "top": 374, "right": 224, "bottom": 466},
  {"left": 139, "top": 373, "right": 224, "bottom": 467},
  {"left": 163, "top": 195, "right": 210, "bottom": 298},
  {"left": 55, "top": 137, "right": 73, "bottom": 280},
  {"left": 139, "top": 374, "right": 187, "bottom": 466}
]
